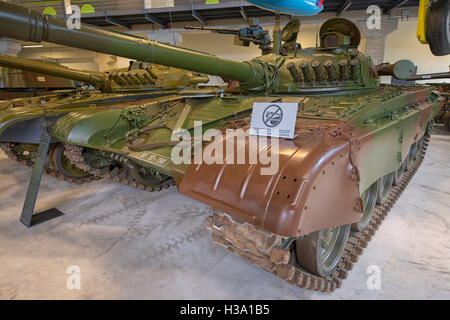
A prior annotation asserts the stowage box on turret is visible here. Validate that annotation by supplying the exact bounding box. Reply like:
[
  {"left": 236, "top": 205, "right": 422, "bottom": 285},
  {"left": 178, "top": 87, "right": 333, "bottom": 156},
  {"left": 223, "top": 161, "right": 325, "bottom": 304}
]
[{"left": 0, "top": 2, "right": 444, "bottom": 292}]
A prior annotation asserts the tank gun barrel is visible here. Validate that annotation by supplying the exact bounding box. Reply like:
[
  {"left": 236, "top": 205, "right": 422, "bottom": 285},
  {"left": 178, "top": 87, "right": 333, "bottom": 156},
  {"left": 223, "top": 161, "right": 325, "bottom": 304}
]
[
  {"left": 0, "top": 54, "right": 103, "bottom": 85},
  {"left": 184, "top": 26, "right": 240, "bottom": 35},
  {"left": 0, "top": 2, "right": 261, "bottom": 88},
  {"left": 377, "top": 60, "right": 450, "bottom": 81}
]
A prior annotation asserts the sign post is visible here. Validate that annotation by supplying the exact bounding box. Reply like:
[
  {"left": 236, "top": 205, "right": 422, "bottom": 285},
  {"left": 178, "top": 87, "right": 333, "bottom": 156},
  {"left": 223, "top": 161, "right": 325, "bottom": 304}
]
[{"left": 20, "top": 134, "right": 64, "bottom": 227}]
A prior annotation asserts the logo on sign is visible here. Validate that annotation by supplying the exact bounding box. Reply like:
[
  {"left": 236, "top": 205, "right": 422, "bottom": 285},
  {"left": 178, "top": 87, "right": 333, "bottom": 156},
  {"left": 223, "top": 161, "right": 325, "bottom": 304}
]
[
  {"left": 250, "top": 102, "right": 298, "bottom": 139},
  {"left": 262, "top": 105, "right": 283, "bottom": 128}
]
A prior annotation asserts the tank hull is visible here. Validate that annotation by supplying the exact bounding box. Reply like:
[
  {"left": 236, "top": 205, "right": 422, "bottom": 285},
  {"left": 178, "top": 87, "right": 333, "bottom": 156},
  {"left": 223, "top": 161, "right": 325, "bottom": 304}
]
[
  {"left": 49, "top": 86, "right": 441, "bottom": 235},
  {"left": 0, "top": 88, "right": 219, "bottom": 183},
  {"left": 47, "top": 85, "right": 442, "bottom": 292},
  {"left": 0, "top": 2, "right": 445, "bottom": 292}
]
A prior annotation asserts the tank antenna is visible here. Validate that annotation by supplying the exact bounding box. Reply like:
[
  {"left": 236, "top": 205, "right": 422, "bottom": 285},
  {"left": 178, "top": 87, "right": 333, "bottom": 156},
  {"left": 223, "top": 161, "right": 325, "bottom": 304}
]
[
  {"left": 273, "top": 12, "right": 282, "bottom": 54},
  {"left": 315, "top": 23, "right": 319, "bottom": 48}
]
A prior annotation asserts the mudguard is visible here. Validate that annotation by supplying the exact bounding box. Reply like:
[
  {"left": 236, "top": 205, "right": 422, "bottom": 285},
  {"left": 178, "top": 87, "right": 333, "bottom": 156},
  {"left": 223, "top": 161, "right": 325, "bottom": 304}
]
[
  {"left": 179, "top": 119, "right": 362, "bottom": 237},
  {"left": 179, "top": 89, "right": 440, "bottom": 237}
]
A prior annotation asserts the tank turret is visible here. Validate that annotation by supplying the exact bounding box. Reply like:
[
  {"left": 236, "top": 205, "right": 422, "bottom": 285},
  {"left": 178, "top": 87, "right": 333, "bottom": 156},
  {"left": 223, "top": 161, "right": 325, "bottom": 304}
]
[{"left": 0, "top": 3, "right": 381, "bottom": 94}]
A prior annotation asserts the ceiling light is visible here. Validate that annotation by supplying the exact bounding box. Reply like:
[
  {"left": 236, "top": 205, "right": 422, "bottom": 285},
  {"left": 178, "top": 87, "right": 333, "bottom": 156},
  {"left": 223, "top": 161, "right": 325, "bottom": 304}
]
[{"left": 21, "top": 44, "right": 44, "bottom": 48}]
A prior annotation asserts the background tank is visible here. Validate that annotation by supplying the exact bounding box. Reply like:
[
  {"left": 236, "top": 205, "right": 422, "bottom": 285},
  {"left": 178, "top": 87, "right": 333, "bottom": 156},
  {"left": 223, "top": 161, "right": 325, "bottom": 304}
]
[
  {"left": 0, "top": 2, "right": 444, "bottom": 292},
  {"left": 0, "top": 51, "right": 211, "bottom": 183},
  {"left": 403, "top": 69, "right": 450, "bottom": 131},
  {"left": 0, "top": 57, "right": 75, "bottom": 99},
  {"left": 427, "top": 82, "right": 449, "bottom": 130},
  {"left": 0, "top": 54, "right": 210, "bottom": 93}
]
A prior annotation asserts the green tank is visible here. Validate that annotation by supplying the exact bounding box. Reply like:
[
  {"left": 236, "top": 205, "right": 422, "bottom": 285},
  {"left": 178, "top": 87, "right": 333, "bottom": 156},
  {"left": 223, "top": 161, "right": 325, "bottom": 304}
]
[
  {"left": 0, "top": 53, "right": 211, "bottom": 183},
  {"left": 0, "top": 2, "right": 444, "bottom": 292},
  {"left": 432, "top": 83, "right": 449, "bottom": 130}
]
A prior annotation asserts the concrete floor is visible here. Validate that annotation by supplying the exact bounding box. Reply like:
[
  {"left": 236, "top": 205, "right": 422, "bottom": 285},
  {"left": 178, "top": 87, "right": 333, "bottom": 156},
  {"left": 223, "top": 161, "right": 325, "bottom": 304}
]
[{"left": 0, "top": 126, "right": 448, "bottom": 300}]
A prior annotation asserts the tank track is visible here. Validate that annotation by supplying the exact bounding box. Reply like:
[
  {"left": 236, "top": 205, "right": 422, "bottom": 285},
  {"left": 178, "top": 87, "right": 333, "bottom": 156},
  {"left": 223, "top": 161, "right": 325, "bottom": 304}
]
[
  {"left": 62, "top": 120, "right": 249, "bottom": 192},
  {"left": 204, "top": 135, "right": 430, "bottom": 293},
  {"left": 0, "top": 142, "right": 96, "bottom": 185},
  {"left": 63, "top": 144, "right": 176, "bottom": 192}
]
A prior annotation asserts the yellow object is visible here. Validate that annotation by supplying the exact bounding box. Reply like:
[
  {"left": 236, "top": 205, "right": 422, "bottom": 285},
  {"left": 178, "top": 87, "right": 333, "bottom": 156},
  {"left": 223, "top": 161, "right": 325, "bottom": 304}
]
[
  {"left": 81, "top": 4, "right": 96, "bottom": 14},
  {"left": 42, "top": 7, "right": 57, "bottom": 16},
  {"left": 417, "top": 0, "right": 430, "bottom": 44}
]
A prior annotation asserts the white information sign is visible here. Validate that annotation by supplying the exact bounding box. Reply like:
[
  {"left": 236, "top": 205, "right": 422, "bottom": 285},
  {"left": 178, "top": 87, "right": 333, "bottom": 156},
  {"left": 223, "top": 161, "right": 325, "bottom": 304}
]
[{"left": 249, "top": 102, "right": 298, "bottom": 139}]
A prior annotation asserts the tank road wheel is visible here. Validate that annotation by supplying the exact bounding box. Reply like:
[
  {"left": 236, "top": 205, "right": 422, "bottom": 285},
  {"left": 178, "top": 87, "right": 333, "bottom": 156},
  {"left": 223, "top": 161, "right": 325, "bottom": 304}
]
[
  {"left": 52, "top": 144, "right": 91, "bottom": 179},
  {"left": 393, "top": 160, "right": 407, "bottom": 186},
  {"left": 11, "top": 143, "right": 38, "bottom": 161},
  {"left": 353, "top": 181, "right": 378, "bottom": 231},
  {"left": 426, "top": 0, "right": 450, "bottom": 56},
  {"left": 377, "top": 172, "right": 394, "bottom": 204},
  {"left": 129, "top": 164, "right": 170, "bottom": 187},
  {"left": 405, "top": 142, "right": 417, "bottom": 171},
  {"left": 296, "top": 224, "right": 351, "bottom": 277}
]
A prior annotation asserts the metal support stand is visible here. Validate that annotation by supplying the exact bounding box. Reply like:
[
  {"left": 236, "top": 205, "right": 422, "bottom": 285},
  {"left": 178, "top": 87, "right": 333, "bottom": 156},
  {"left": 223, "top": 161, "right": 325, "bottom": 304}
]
[{"left": 20, "top": 134, "right": 64, "bottom": 227}]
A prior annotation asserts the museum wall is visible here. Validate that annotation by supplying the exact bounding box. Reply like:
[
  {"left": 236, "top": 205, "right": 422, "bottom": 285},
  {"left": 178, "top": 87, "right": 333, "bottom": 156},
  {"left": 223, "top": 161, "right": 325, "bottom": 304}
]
[{"left": 384, "top": 18, "right": 450, "bottom": 80}]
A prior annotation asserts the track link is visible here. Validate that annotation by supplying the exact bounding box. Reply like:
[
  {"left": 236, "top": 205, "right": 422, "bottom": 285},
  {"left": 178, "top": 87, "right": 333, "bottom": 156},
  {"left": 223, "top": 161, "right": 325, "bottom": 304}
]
[
  {"left": 0, "top": 142, "right": 96, "bottom": 184},
  {"left": 204, "top": 136, "right": 430, "bottom": 293},
  {"left": 64, "top": 144, "right": 176, "bottom": 192},
  {"left": 62, "top": 119, "right": 249, "bottom": 192}
]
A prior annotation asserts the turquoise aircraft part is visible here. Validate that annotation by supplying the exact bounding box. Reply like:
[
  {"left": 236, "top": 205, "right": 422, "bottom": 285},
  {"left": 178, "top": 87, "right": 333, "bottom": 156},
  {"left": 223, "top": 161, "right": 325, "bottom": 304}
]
[{"left": 247, "top": 0, "right": 324, "bottom": 16}]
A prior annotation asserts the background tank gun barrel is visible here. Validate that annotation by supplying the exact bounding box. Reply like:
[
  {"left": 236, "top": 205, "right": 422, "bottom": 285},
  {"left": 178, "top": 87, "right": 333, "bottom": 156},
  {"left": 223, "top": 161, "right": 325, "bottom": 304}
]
[
  {"left": 377, "top": 59, "right": 450, "bottom": 81},
  {"left": 407, "top": 71, "right": 450, "bottom": 81},
  {"left": 0, "top": 54, "right": 104, "bottom": 86},
  {"left": 375, "top": 60, "right": 416, "bottom": 80},
  {"left": 0, "top": 54, "right": 210, "bottom": 93},
  {"left": 184, "top": 26, "right": 241, "bottom": 35},
  {"left": 0, "top": 2, "right": 262, "bottom": 88},
  {"left": 185, "top": 20, "right": 272, "bottom": 51}
]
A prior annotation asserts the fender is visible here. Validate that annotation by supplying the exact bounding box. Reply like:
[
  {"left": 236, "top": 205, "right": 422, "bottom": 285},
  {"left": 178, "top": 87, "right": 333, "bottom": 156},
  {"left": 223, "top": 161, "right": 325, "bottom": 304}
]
[
  {"left": 179, "top": 119, "right": 362, "bottom": 237},
  {"left": 0, "top": 107, "right": 58, "bottom": 143},
  {"left": 51, "top": 95, "right": 178, "bottom": 148}
]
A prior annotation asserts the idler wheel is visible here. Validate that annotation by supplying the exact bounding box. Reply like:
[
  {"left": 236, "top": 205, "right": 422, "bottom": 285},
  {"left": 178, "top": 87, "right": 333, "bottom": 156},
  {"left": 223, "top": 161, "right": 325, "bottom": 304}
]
[
  {"left": 353, "top": 181, "right": 378, "bottom": 231},
  {"left": 377, "top": 172, "right": 394, "bottom": 204},
  {"left": 405, "top": 142, "right": 417, "bottom": 171},
  {"left": 52, "top": 144, "right": 91, "bottom": 179},
  {"left": 296, "top": 224, "right": 351, "bottom": 277},
  {"left": 393, "top": 160, "right": 407, "bottom": 186}
]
